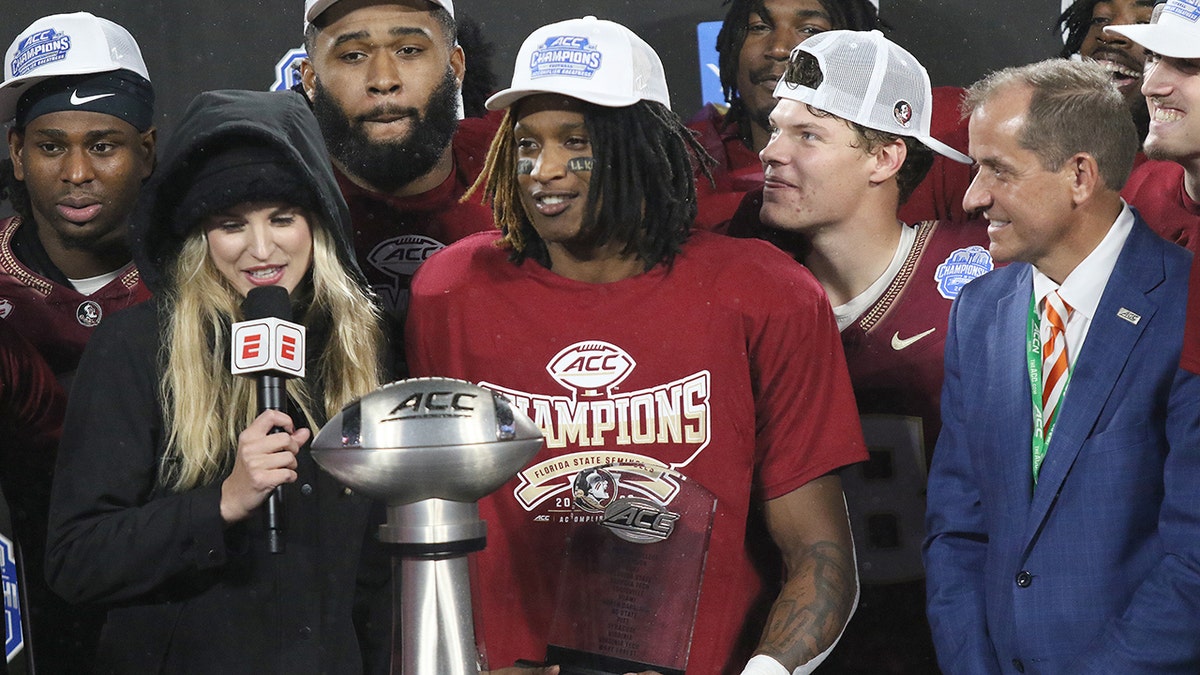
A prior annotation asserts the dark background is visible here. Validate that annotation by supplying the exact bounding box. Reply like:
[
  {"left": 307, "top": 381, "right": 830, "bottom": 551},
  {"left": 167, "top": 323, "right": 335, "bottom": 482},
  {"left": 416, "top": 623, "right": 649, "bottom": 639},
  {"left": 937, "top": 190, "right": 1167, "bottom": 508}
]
[{"left": 4, "top": 1, "right": 1069, "bottom": 140}]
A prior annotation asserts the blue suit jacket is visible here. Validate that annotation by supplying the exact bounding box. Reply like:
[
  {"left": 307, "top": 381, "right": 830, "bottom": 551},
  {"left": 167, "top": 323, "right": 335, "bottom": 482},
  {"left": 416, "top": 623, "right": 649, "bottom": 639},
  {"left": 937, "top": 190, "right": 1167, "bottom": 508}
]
[{"left": 924, "top": 214, "right": 1200, "bottom": 674}]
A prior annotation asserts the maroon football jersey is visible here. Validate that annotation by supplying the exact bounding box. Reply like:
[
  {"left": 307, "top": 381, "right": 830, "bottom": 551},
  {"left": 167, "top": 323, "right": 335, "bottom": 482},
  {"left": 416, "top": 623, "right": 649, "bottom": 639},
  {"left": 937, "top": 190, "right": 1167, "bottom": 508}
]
[
  {"left": 0, "top": 216, "right": 150, "bottom": 378},
  {"left": 1123, "top": 159, "right": 1200, "bottom": 254},
  {"left": 339, "top": 115, "right": 500, "bottom": 317}
]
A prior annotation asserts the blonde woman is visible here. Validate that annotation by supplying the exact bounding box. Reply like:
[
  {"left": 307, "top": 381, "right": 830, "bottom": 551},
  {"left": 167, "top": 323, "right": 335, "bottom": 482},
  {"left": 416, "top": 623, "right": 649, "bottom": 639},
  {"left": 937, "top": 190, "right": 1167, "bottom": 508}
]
[{"left": 46, "top": 89, "right": 386, "bottom": 674}]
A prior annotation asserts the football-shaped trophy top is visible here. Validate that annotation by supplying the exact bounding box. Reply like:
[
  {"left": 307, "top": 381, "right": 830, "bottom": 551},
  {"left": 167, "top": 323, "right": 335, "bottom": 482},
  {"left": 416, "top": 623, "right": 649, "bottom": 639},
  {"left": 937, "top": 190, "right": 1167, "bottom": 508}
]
[{"left": 312, "top": 377, "right": 544, "bottom": 504}]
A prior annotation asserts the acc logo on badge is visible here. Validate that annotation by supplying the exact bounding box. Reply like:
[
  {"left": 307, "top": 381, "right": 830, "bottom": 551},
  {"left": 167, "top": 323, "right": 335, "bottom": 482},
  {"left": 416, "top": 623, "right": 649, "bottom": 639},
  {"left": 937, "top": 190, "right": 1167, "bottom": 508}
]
[{"left": 934, "top": 246, "right": 993, "bottom": 300}]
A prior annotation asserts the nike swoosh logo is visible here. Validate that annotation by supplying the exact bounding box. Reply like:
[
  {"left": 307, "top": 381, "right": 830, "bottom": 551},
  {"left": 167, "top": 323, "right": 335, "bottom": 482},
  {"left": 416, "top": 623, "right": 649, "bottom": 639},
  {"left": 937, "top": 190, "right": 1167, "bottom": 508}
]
[
  {"left": 70, "top": 91, "right": 116, "bottom": 105},
  {"left": 891, "top": 328, "right": 936, "bottom": 350}
]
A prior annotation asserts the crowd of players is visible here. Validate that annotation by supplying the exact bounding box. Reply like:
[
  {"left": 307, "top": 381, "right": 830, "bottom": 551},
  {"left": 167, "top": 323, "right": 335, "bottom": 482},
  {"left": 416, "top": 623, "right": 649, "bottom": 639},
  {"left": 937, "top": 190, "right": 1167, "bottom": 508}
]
[{"left": 2, "top": 0, "right": 1200, "bottom": 673}]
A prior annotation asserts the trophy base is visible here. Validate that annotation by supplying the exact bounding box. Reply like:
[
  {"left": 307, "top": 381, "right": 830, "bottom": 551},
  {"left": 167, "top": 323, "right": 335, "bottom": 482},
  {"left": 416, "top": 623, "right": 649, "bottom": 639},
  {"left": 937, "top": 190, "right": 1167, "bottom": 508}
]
[{"left": 546, "top": 645, "right": 684, "bottom": 675}]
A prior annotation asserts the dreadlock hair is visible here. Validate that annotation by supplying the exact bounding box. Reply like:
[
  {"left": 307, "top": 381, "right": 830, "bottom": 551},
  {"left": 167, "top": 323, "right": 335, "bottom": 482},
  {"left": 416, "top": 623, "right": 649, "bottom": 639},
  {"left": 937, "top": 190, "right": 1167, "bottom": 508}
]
[
  {"left": 470, "top": 99, "right": 714, "bottom": 271},
  {"left": 1057, "top": 0, "right": 1102, "bottom": 58},
  {"left": 716, "top": 0, "right": 880, "bottom": 142},
  {"left": 0, "top": 157, "right": 32, "bottom": 224}
]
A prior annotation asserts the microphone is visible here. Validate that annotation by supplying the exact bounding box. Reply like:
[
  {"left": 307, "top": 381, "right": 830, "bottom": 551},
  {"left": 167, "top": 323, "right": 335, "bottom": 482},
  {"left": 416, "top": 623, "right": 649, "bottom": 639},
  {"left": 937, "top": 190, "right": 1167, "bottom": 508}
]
[{"left": 231, "top": 285, "right": 306, "bottom": 554}]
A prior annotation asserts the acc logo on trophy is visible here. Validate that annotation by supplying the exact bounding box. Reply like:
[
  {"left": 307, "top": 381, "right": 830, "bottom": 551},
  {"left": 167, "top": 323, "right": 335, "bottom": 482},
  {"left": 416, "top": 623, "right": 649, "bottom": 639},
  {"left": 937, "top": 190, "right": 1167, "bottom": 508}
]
[
  {"left": 383, "top": 389, "right": 479, "bottom": 421},
  {"left": 603, "top": 496, "right": 679, "bottom": 544}
]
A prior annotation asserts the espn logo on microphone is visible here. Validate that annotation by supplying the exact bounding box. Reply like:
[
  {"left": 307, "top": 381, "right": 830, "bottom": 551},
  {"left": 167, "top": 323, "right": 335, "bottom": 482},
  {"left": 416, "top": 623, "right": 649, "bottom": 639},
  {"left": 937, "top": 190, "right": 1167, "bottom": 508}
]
[{"left": 231, "top": 318, "right": 306, "bottom": 377}]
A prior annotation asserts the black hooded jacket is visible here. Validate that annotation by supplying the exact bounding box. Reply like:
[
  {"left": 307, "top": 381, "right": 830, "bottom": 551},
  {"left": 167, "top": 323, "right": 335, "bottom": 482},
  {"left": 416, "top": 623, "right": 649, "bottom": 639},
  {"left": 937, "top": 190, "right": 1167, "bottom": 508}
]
[
  {"left": 132, "top": 88, "right": 365, "bottom": 294},
  {"left": 45, "top": 91, "right": 385, "bottom": 675}
]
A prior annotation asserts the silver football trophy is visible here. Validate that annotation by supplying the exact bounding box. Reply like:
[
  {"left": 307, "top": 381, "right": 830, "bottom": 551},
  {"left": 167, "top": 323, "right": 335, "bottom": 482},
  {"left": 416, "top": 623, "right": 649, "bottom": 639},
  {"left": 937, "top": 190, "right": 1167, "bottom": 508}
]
[{"left": 312, "top": 378, "right": 543, "bottom": 675}]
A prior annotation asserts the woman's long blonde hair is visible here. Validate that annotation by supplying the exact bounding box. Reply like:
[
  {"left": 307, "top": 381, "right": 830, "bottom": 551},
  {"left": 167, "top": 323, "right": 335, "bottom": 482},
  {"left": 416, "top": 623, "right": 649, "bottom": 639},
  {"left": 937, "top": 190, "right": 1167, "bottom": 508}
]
[{"left": 157, "top": 220, "right": 384, "bottom": 491}]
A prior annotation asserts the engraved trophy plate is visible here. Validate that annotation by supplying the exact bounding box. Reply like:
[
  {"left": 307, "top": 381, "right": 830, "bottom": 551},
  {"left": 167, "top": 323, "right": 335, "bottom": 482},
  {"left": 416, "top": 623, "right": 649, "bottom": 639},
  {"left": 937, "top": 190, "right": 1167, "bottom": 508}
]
[{"left": 545, "top": 462, "right": 716, "bottom": 675}]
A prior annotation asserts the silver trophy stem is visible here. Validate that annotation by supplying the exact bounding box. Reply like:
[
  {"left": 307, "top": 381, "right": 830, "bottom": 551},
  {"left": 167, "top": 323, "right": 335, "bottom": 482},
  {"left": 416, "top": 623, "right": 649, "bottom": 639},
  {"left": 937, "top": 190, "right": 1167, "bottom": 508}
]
[
  {"left": 395, "top": 555, "right": 479, "bottom": 675},
  {"left": 384, "top": 499, "right": 486, "bottom": 675}
]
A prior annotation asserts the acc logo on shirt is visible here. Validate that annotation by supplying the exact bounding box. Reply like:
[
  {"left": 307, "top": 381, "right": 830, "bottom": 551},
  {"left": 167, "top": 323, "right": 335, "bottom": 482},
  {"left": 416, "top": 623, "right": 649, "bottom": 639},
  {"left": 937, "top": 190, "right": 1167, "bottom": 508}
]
[
  {"left": 11, "top": 28, "right": 71, "bottom": 78},
  {"left": 934, "top": 246, "right": 993, "bottom": 300},
  {"left": 547, "top": 341, "right": 635, "bottom": 397},
  {"left": 0, "top": 298, "right": 12, "bottom": 319},
  {"left": 368, "top": 234, "right": 445, "bottom": 278},
  {"left": 530, "top": 35, "right": 603, "bottom": 80}
]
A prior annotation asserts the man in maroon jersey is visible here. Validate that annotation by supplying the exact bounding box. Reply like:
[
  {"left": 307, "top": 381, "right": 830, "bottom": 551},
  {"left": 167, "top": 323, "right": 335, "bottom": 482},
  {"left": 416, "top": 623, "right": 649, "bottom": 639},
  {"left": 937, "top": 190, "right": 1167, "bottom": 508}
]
[
  {"left": 0, "top": 12, "right": 155, "bottom": 385},
  {"left": 733, "top": 29, "right": 992, "bottom": 673},
  {"left": 299, "top": 0, "right": 498, "bottom": 341},
  {"left": 1106, "top": 1, "right": 1200, "bottom": 375},
  {"left": 0, "top": 12, "right": 156, "bottom": 670}
]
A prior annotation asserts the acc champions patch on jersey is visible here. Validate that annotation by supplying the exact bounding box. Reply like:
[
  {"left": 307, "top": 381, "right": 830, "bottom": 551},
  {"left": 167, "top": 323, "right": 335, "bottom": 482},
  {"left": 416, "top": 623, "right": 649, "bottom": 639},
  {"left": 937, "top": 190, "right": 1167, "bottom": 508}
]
[{"left": 934, "top": 245, "right": 993, "bottom": 300}]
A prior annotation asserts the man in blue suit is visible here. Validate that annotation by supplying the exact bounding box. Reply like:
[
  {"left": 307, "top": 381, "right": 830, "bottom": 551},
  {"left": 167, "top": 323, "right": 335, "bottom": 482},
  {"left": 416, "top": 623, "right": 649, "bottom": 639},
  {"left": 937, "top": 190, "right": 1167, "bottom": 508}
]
[{"left": 924, "top": 57, "right": 1200, "bottom": 674}]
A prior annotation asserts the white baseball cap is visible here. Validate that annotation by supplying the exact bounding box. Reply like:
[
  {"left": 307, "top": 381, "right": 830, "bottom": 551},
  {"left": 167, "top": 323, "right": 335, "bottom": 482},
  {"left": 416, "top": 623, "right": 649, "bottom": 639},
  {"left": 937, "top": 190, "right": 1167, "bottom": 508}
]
[
  {"left": 304, "top": 0, "right": 455, "bottom": 28},
  {"left": 0, "top": 12, "right": 149, "bottom": 125},
  {"left": 486, "top": 16, "right": 670, "bottom": 111},
  {"left": 774, "top": 30, "right": 971, "bottom": 164},
  {"left": 1105, "top": 0, "right": 1200, "bottom": 59}
]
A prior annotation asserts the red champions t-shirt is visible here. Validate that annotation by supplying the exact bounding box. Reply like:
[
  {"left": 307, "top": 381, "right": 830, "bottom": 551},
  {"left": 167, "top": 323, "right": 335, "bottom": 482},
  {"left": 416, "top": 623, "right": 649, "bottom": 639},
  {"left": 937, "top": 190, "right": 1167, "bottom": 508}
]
[{"left": 407, "top": 229, "right": 867, "bottom": 674}]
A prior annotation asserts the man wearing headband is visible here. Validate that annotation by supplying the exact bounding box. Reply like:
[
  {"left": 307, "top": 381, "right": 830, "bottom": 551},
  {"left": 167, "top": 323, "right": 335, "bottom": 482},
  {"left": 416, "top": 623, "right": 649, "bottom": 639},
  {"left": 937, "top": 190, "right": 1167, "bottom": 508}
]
[
  {"left": 925, "top": 57, "right": 1200, "bottom": 672},
  {"left": 0, "top": 12, "right": 156, "bottom": 383},
  {"left": 727, "top": 29, "right": 989, "bottom": 673},
  {"left": 298, "top": 0, "right": 497, "bottom": 351},
  {"left": 407, "top": 16, "right": 866, "bottom": 675},
  {"left": 0, "top": 11, "right": 155, "bottom": 672}
]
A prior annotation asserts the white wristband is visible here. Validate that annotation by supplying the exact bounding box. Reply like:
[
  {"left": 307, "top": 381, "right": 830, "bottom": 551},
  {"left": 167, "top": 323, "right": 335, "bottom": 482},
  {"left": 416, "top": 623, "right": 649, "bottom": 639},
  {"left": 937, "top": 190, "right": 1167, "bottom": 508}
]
[{"left": 740, "top": 655, "right": 789, "bottom": 675}]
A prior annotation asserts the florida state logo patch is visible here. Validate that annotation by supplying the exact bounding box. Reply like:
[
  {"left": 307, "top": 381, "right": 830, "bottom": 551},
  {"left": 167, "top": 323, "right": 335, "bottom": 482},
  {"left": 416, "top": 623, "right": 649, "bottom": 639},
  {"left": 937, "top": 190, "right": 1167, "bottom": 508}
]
[{"left": 76, "top": 300, "right": 102, "bottom": 327}]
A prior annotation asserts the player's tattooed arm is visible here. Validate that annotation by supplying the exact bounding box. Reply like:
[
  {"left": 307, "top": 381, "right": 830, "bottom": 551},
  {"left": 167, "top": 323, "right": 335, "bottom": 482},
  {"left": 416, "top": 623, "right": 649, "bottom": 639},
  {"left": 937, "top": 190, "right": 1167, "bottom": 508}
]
[{"left": 755, "top": 474, "right": 858, "bottom": 671}]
